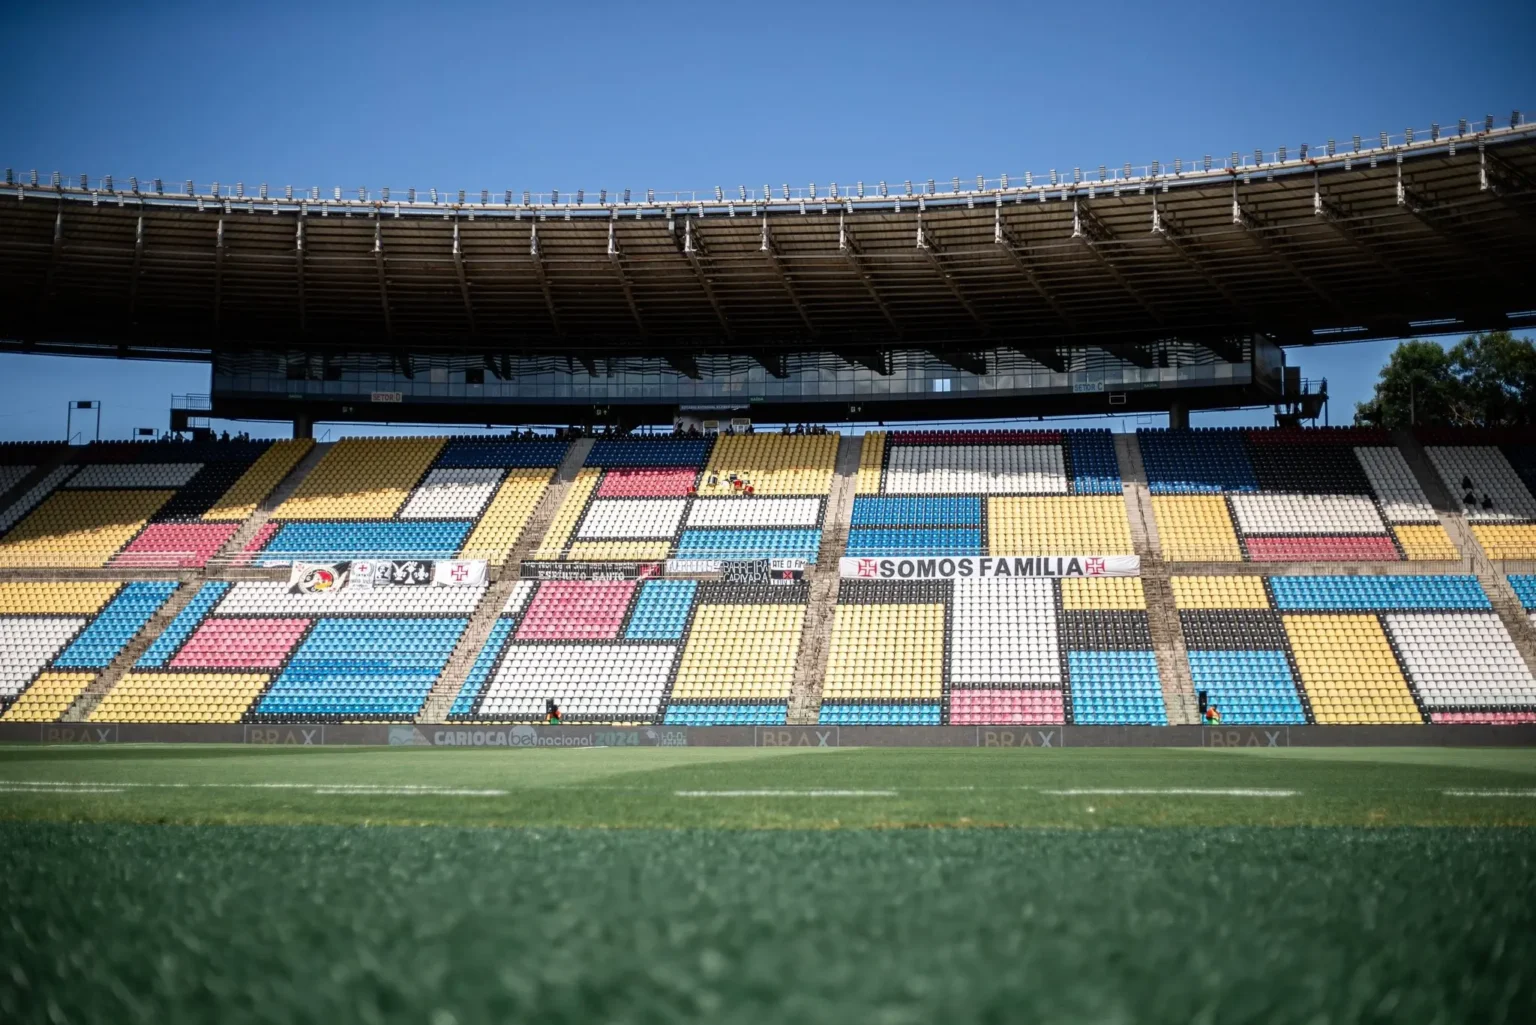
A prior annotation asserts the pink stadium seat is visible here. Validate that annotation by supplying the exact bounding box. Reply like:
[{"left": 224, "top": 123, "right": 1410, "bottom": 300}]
[
  {"left": 170, "top": 617, "right": 312, "bottom": 668},
  {"left": 596, "top": 467, "right": 700, "bottom": 498},
  {"left": 514, "top": 581, "right": 637, "bottom": 641},
  {"left": 1429, "top": 710, "right": 1536, "bottom": 724},
  {"left": 1245, "top": 536, "right": 1401, "bottom": 562},
  {"left": 947, "top": 689, "right": 1066, "bottom": 724},
  {"left": 112, "top": 523, "right": 241, "bottom": 568}
]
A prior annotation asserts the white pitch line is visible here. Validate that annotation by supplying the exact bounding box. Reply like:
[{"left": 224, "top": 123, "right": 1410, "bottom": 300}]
[
  {"left": 311, "top": 787, "right": 507, "bottom": 797},
  {"left": 0, "top": 784, "right": 127, "bottom": 794},
  {"left": 0, "top": 781, "right": 505, "bottom": 797},
  {"left": 1442, "top": 789, "right": 1536, "bottom": 797},
  {"left": 674, "top": 789, "right": 897, "bottom": 797},
  {"left": 1040, "top": 788, "right": 1297, "bottom": 797}
]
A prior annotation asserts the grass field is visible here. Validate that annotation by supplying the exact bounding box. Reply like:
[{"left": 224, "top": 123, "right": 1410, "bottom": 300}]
[{"left": 2, "top": 745, "right": 1534, "bottom": 1023}]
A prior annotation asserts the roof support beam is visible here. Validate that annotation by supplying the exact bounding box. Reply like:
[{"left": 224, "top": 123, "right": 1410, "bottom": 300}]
[
  {"left": 529, "top": 224, "right": 563, "bottom": 337},
  {"left": 213, "top": 217, "right": 225, "bottom": 335},
  {"left": 1399, "top": 169, "right": 1524, "bottom": 288},
  {"left": 1098, "top": 343, "right": 1158, "bottom": 368},
  {"left": 1481, "top": 148, "right": 1536, "bottom": 202},
  {"left": 393, "top": 351, "right": 413, "bottom": 379},
  {"left": 295, "top": 217, "right": 307, "bottom": 336},
  {"left": 373, "top": 218, "right": 394, "bottom": 341},
  {"left": 37, "top": 202, "right": 65, "bottom": 319},
  {"left": 759, "top": 218, "right": 816, "bottom": 338},
  {"left": 664, "top": 351, "right": 702, "bottom": 380},
  {"left": 836, "top": 348, "right": 892, "bottom": 376},
  {"left": 607, "top": 219, "right": 646, "bottom": 338},
  {"left": 451, "top": 220, "right": 477, "bottom": 337},
  {"left": 1007, "top": 345, "right": 1069, "bottom": 373},
  {"left": 680, "top": 218, "right": 733, "bottom": 341},
  {"left": 127, "top": 215, "right": 145, "bottom": 319},
  {"left": 751, "top": 350, "right": 789, "bottom": 379},
  {"left": 570, "top": 354, "right": 598, "bottom": 378},
  {"left": 994, "top": 208, "right": 1077, "bottom": 332},
  {"left": 915, "top": 213, "right": 988, "bottom": 333},
  {"left": 1196, "top": 335, "right": 1250, "bottom": 365},
  {"left": 839, "top": 214, "right": 903, "bottom": 337},
  {"left": 1311, "top": 177, "right": 1408, "bottom": 287},
  {"left": 1150, "top": 197, "right": 1254, "bottom": 325},
  {"left": 1232, "top": 188, "right": 1340, "bottom": 311},
  {"left": 1070, "top": 200, "right": 1163, "bottom": 326},
  {"left": 928, "top": 349, "right": 987, "bottom": 376}
]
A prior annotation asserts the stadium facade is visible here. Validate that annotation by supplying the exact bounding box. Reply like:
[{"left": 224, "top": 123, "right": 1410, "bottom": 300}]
[{"left": 1, "top": 117, "right": 1533, "bottom": 432}]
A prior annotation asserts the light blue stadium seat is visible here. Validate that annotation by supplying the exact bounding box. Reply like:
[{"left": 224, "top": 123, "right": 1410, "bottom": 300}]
[
  {"left": 625, "top": 580, "right": 698, "bottom": 640},
  {"left": 1067, "top": 650, "right": 1167, "bottom": 725},
  {"left": 1186, "top": 650, "right": 1306, "bottom": 724},
  {"left": 1267, "top": 575, "right": 1489, "bottom": 611},
  {"left": 55, "top": 581, "right": 178, "bottom": 669}
]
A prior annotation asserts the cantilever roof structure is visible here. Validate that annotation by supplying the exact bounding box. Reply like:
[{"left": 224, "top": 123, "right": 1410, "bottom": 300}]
[{"left": 1, "top": 119, "right": 1534, "bottom": 371}]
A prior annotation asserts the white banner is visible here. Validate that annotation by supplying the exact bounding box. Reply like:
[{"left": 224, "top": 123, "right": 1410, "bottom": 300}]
[
  {"left": 432, "top": 560, "right": 488, "bottom": 587},
  {"left": 840, "top": 555, "right": 1140, "bottom": 579},
  {"left": 287, "top": 562, "right": 351, "bottom": 594}
]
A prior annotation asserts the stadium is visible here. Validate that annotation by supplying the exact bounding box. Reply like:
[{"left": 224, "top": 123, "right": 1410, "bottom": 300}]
[{"left": 2, "top": 8, "right": 1536, "bottom": 1018}]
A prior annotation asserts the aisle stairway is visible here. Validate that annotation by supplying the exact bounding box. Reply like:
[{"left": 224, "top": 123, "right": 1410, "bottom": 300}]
[
  {"left": 418, "top": 576, "right": 519, "bottom": 723},
  {"left": 786, "top": 434, "right": 860, "bottom": 723},
  {"left": 502, "top": 438, "right": 593, "bottom": 573},
  {"left": 1115, "top": 432, "right": 1198, "bottom": 724},
  {"left": 61, "top": 581, "right": 202, "bottom": 722},
  {"left": 1394, "top": 428, "right": 1536, "bottom": 677},
  {"left": 213, "top": 442, "right": 330, "bottom": 566}
]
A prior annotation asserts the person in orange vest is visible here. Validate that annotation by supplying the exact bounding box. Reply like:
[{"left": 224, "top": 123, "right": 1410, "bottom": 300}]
[
  {"left": 1203, "top": 703, "right": 1221, "bottom": 725},
  {"left": 545, "top": 699, "right": 561, "bottom": 725}
]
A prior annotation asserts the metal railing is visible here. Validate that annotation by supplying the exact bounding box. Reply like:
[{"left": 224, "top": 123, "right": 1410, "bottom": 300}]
[{"left": 5, "top": 113, "right": 1528, "bottom": 216}]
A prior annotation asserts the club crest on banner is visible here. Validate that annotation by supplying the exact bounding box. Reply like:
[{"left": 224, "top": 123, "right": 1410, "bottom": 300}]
[{"left": 288, "top": 562, "right": 351, "bottom": 594}]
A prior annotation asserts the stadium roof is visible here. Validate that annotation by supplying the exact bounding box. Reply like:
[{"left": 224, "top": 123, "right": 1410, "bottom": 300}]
[{"left": 2, "top": 118, "right": 1534, "bottom": 371}]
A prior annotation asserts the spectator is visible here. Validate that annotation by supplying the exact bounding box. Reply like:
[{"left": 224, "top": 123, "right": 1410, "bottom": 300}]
[
  {"left": 546, "top": 699, "right": 561, "bottom": 725},
  {"left": 1204, "top": 703, "right": 1221, "bottom": 725}
]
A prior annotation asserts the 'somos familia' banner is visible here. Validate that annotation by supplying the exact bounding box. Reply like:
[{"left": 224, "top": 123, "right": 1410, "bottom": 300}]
[
  {"left": 840, "top": 555, "right": 1141, "bottom": 579},
  {"left": 520, "top": 561, "right": 663, "bottom": 581},
  {"left": 288, "top": 562, "right": 351, "bottom": 594}
]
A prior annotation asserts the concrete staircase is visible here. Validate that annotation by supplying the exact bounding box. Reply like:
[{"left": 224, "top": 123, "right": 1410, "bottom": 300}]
[
  {"left": 62, "top": 581, "right": 203, "bottom": 722},
  {"left": 1114, "top": 432, "right": 1198, "bottom": 724},
  {"left": 1392, "top": 428, "right": 1536, "bottom": 676},
  {"left": 786, "top": 436, "right": 861, "bottom": 724},
  {"left": 213, "top": 441, "right": 331, "bottom": 564},
  {"left": 500, "top": 438, "right": 592, "bottom": 575},
  {"left": 417, "top": 577, "right": 518, "bottom": 723}
]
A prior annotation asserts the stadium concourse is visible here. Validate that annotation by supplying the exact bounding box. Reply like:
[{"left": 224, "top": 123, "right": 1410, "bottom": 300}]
[{"left": 3, "top": 426, "right": 1536, "bottom": 732}]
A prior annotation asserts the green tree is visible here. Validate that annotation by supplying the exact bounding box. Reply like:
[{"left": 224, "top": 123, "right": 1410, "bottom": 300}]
[{"left": 1354, "top": 331, "right": 1536, "bottom": 428}]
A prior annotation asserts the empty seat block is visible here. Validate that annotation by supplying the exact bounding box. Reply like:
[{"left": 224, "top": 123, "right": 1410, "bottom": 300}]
[
  {"left": 671, "top": 603, "right": 804, "bottom": 702},
  {"left": 1, "top": 672, "right": 95, "bottom": 722},
  {"left": 1283, "top": 614, "right": 1420, "bottom": 724},
  {"left": 596, "top": 468, "right": 700, "bottom": 498},
  {"left": 516, "top": 581, "right": 637, "bottom": 641},
  {"left": 274, "top": 437, "right": 445, "bottom": 519},
  {"left": 1060, "top": 576, "right": 1146, "bottom": 610},
  {"left": 1186, "top": 650, "right": 1306, "bottom": 724},
  {"left": 1384, "top": 612, "right": 1536, "bottom": 709},
  {"left": 170, "top": 617, "right": 312, "bottom": 669},
  {"left": 53, "top": 581, "right": 178, "bottom": 669},
  {"left": 1067, "top": 650, "right": 1167, "bottom": 725},
  {"left": 884, "top": 444, "right": 1067, "bottom": 495},
  {"left": 824, "top": 603, "right": 944, "bottom": 701},
  {"left": 1150, "top": 496, "right": 1244, "bottom": 562},
  {"left": 92, "top": 672, "right": 272, "bottom": 723},
  {"left": 1268, "top": 575, "right": 1488, "bottom": 611},
  {"left": 948, "top": 688, "right": 1065, "bottom": 725},
  {"left": 987, "top": 497, "right": 1133, "bottom": 554},
  {"left": 951, "top": 578, "right": 1060, "bottom": 685}
]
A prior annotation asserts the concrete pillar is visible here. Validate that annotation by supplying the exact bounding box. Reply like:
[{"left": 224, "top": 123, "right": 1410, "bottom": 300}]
[
  {"left": 293, "top": 414, "right": 313, "bottom": 440},
  {"left": 1168, "top": 402, "right": 1189, "bottom": 430}
]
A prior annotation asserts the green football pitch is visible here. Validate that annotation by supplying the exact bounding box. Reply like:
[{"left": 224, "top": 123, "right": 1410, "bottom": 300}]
[{"left": 1, "top": 746, "right": 1533, "bottom": 1023}]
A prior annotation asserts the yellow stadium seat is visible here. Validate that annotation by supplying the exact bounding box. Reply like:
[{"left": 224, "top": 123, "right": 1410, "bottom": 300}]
[
  {"left": 1, "top": 672, "right": 95, "bottom": 722},
  {"left": 273, "top": 437, "right": 444, "bottom": 519},
  {"left": 530, "top": 468, "right": 601, "bottom": 559},
  {"left": 822, "top": 603, "right": 944, "bottom": 701},
  {"left": 856, "top": 432, "right": 886, "bottom": 494},
  {"left": 0, "top": 581, "right": 121, "bottom": 615},
  {"left": 1393, "top": 524, "right": 1460, "bottom": 561},
  {"left": 1169, "top": 576, "right": 1271, "bottom": 609},
  {"left": 987, "top": 496, "right": 1133, "bottom": 554},
  {"left": 671, "top": 604, "right": 806, "bottom": 701},
  {"left": 1470, "top": 524, "right": 1536, "bottom": 561},
  {"left": 698, "top": 434, "right": 838, "bottom": 496},
  {"left": 566, "top": 541, "right": 673, "bottom": 561},
  {"left": 89, "top": 673, "right": 272, "bottom": 723},
  {"left": 1283, "top": 614, "right": 1421, "bottom": 724},
  {"left": 460, "top": 468, "right": 554, "bottom": 562},
  {"left": 202, "top": 439, "right": 314, "bottom": 521},
  {"left": 0, "top": 490, "right": 172, "bottom": 568},
  {"left": 1060, "top": 576, "right": 1146, "bottom": 610},
  {"left": 1150, "top": 495, "right": 1243, "bottom": 562}
]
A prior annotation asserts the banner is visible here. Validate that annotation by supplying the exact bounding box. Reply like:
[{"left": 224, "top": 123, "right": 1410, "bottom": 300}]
[
  {"left": 722, "top": 559, "right": 770, "bottom": 584},
  {"left": 840, "top": 555, "right": 1141, "bottom": 580},
  {"left": 432, "top": 560, "right": 488, "bottom": 587},
  {"left": 350, "top": 560, "right": 433, "bottom": 589},
  {"left": 520, "top": 561, "right": 663, "bottom": 581},
  {"left": 287, "top": 562, "right": 351, "bottom": 594},
  {"left": 770, "top": 557, "right": 806, "bottom": 584}
]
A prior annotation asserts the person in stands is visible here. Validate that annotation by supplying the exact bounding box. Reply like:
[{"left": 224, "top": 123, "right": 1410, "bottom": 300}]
[
  {"left": 1204, "top": 703, "right": 1222, "bottom": 725},
  {"left": 545, "top": 699, "right": 561, "bottom": 725}
]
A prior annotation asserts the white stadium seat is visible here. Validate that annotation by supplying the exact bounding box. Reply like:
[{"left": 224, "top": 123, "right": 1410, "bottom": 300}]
[
  {"left": 1228, "top": 494, "right": 1387, "bottom": 535},
  {"left": 1426, "top": 446, "right": 1536, "bottom": 521},
  {"left": 1384, "top": 612, "right": 1536, "bottom": 708},
  {"left": 576, "top": 499, "right": 688, "bottom": 539},
  {"left": 64, "top": 463, "right": 205, "bottom": 488},
  {"left": 1354, "top": 447, "right": 1438, "bottom": 523},
  {"left": 884, "top": 445, "right": 1068, "bottom": 495},
  {"left": 950, "top": 577, "right": 1061, "bottom": 685},
  {"left": 399, "top": 467, "right": 506, "bottom": 519},
  {"left": 481, "top": 643, "right": 678, "bottom": 718},
  {"left": 0, "top": 617, "right": 87, "bottom": 700},
  {"left": 213, "top": 581, "right": 486, "bottom": 617},
  {"left": 684, "top": 497, "right": 822, "bottom": 528}
]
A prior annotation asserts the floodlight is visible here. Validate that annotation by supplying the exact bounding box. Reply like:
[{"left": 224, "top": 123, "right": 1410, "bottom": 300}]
[
  {"left": 951, "top": 176, "right": 959, "bottom": 192},
  {"left": 1430, "top": 123, "right": 1439, "bottom": 141},
  {"left": 256, "top": 182, "right": 265, "bottom": 198},
  {"left": 1515, "top": 111, "right": 1523, "bottom": 128},
  {"left": 857, "top": 181, "right": 864, "bottom": 198},
  {"left": 1277, "top": 146, "right": 1286, "bottom": 162},
  {"left": 505, "top": 190, "right": 513, "bottom": 205},
  {"left": 310, "top": 186, "right": 319, "bottom": 200},
  {"left": 1325, "top": 139, "right": 1335, "bottom": 156},
  {"left": 1404, "top": 128, "right": 1413, "bottom": 145},
  {"left": 156, "top": 177, "right": 166, "bottom": 194},
  {"left": 1049, "top": 169, "right": 1058, "bottom": 186},
  {"left": 879, "top": 180, "right": 888, "bottom": 197},
  {"left": 1149, "top": 161, "right": 1159, "bottom": 177},
  {"left": 624, "top": 189, "right": 631, "bottom": 203},
  {"left": 49, "top": 171, "right": 60, "bottom": 188},
  {"left": 976, "top": 174, "right": 984, "bottom": 190},
  {"left": 599, "top": 189, "right": 607, "bottom": 205},
  {"left": 524, "top": 190, "right": 532, "bottom": 206},
  {"left": 79, "top": 174, "right": 87, "bottom": 189},
  {"left": 1229, "top": 151, "right": 1239, "bottom": 167},
  {"left": 1298, "top": 144, "right": 1307, "bottom": 160},
  {"left": 904, "top": 180, "right": 913, "bottom": 195},
  {"left": 103, "top": 174, "right": 114, "bottom": 191},
  {"left": 648, "top": 188, "right": 656, "bottom": 202},
  {"left": 551, "top": 189, "right": 559, "bottom": 204},
  {"left": 283, "top": 185, "right": 291, "bottom": 200},
  {"left": 1253, "top": 149, "right": 1262, "bottom": 167},
  {"left": 808, "top": 182, "right": 816, "bottom": 199},
  {"left": 1203, "top": 154, "right": 1212, "bottom": 171},
  {"left": 132, "top": 176, "right": 141, "bottom": 192},
  {"left": 830, "top": 182, "right": 838, "bottom": 199},
  {"left": 575, "top": 189, "right": 583, "bottom": 204},
  {"left": 1458, "top": 119, "right": 1467, "bottom": 135},
  {"left": 1000, "top": 174, "right": 1008, "bottom": 189},
  {"left": 781, "top": 184, "right": 789, "bottom": 199},
  {"left": 739, "top": 185, "right": 747, "bottom": 201},
  {"left": 927, "top": 179, "right": 935, "bottom": 194},
  {"left": 1124, "top": 162, "right": 1132, "bottom": 178},
  {"left": 1351, "top": 136, "right": 1360, "bottom": 152},
  {"left": 358, "top": 187, "right": 366, "bottom": 201},
  {"left": 3, "top": 169, "right": 11, "bottom": 185},
  {"left": 1024, "top": 172, "right": 1032, "bottom": 187},
  {"left": 760, "top": 185, "right": 768, "bottom": 202},
  {"left": 29, "top": 169, "right": 38, "bottom": 186},
  {"left": 1173, "top": 158, "right": 1182, "bottom": 174},
  {"left": 1073, "top": 167, "right": 1082, "bottom": 183},
  {"left": 457, "top": 190, "right": 466, "bottom": 204},
  {"left": 714, "top": 186, "right": 723, "bottom": 201},
  {"left": 1379, "top": 132, "right": 1388, "bottom": 148},
  {"left": 1485, "top": 115, "right": 1494, "bottom": 131}
]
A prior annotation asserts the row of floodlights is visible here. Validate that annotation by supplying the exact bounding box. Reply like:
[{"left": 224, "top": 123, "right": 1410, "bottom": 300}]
[{"left": 5, "top": 112, "right": 1524, "bottom": 205}]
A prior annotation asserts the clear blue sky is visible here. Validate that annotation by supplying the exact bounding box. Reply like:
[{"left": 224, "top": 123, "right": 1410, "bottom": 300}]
[{"left": 2, "top": 0, "right": 1531, "bottom": 441}]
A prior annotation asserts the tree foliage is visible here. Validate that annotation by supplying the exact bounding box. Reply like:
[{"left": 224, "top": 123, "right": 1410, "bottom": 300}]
[{"left": 1354, "top": 332, "right": 1536, "bottom": 428}]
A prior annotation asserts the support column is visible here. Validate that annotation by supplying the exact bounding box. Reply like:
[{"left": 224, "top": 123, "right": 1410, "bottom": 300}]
[
  {"left": 293, "top": 414, "right": 313, "bottom": 440},
  {"left": 1168, "top": 402, "right": 1189, "bottom": 430}
]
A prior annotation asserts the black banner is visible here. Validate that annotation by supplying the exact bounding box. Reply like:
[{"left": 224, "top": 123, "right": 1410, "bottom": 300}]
[{"left": 519, "top": 561, "right": 664, "bottom": 581}]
